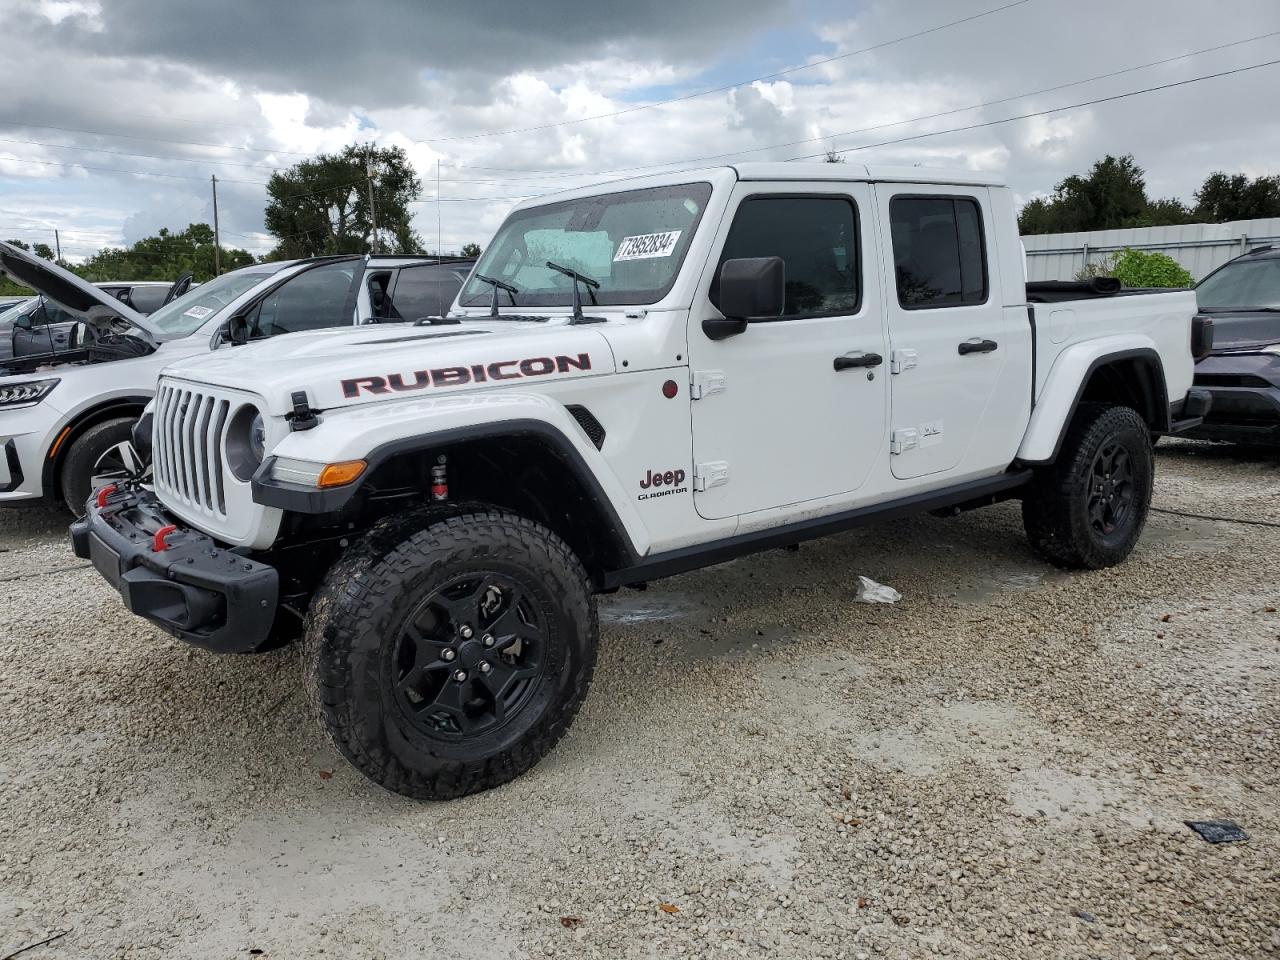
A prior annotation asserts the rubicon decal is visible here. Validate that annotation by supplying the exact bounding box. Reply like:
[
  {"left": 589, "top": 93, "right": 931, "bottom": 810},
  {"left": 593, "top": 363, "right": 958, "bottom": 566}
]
[
  {"left": 638, "top": 467, "right": 688, "bottom": 501},
  {"left": 341, "top": 353, "right": 592, "bottom": 398}
]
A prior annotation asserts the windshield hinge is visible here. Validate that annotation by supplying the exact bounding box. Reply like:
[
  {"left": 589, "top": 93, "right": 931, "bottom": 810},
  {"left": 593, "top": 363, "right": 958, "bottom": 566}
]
[{"left": 287, "top": 390, "right": 320, "bottom": 432}]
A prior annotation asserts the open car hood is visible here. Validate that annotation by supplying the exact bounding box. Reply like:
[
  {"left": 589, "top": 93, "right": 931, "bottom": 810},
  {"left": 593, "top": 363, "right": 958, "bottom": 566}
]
[{"left": 0, "top": 241, "right": 162, "bottom": 343}]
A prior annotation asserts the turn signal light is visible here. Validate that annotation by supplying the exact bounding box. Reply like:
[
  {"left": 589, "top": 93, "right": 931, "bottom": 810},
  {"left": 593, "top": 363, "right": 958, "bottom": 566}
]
[{"left": 317, "top": 460, "right": 367, "bottom": 488}]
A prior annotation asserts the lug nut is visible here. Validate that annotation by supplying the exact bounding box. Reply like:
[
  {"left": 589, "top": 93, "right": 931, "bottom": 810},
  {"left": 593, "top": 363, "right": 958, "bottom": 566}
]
[
  {"left": 441, "top": 648, "right": 456, "bottom": 662},
  {"left": 460, "top": 625, "right": 474, "bottom": 639},
  {"left": 453, "top": 669, "right": 468, "bottom": 682},
  {"left": 479, "top": 662, "right": 492, "bottom": 674},
  {"left": 482, "top": 634, "right": 494, "bottom": 648}
]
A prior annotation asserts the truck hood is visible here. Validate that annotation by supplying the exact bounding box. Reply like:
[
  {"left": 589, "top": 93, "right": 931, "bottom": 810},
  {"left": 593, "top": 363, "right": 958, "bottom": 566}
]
[
  {"left": 0, "top": 241, "right": 162, "bottom": 343},
  {"left": 160, "top": 320, "right": 617, "bottom": 415},
  {"left": 1200, "top": 310, "right": 1280, "bottom": 353}
]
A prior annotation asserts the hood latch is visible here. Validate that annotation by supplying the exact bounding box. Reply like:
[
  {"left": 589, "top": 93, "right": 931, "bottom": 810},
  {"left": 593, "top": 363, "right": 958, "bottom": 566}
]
[{"left": 287, "top": 390, "right": 320, "bottom": 432}]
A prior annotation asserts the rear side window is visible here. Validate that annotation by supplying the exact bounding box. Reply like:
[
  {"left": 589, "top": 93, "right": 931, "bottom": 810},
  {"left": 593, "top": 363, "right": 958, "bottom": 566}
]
[
  {"left": 889, "top": 197, "right": 988, "bottom": 308},
  {"left": 389, "top": 263, "right": 470, "bottom": 320},
  {"left": 710, "top": 196, "right": 859, "bottom": 318},
  {"left": 127, "top": 285, "right": 169, "bottom": 314}
]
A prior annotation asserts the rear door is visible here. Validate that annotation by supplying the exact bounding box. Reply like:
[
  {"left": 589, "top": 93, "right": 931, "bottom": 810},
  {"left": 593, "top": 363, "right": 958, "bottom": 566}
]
[{"left": 875, "top": 186, "right": 1014, "bottom": 479}]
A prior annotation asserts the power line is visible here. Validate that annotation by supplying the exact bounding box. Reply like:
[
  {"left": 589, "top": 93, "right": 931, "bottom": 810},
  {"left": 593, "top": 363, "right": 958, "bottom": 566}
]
[
  {"left": 0, "top": 136, "right": 280, "bottom": 171},
  {"left": 0, "top": 120, "right": 316, "bottom": 158},
  {"left": 447, "top": 29, "right": 1280, "bottom": 181},
  {"left": 413, "top": 0, "right": 1037, "bottom": 143},
  {"left": 804, "top": 56, "right": 1280, "bottom": 161}
]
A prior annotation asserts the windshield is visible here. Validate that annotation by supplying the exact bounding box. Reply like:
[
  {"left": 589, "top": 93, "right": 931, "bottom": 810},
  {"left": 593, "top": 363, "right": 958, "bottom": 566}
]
[
  {"left": 1196, "top": 258, "right": 1280, "bottom": 311},
  {"left": 459, "top": 182, "right": 713, "bottom": 309},
  {"left": 147, "top": 270, "right": 273, "bottom": 336}
]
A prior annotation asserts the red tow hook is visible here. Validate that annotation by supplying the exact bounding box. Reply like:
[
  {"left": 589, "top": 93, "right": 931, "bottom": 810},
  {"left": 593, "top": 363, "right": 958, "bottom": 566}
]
[
  {"left": 152, "top": 524, "right": 178, "bottom": 552},
  {"left": 95, "top": 484, "right": 118, "bottom": 508}
]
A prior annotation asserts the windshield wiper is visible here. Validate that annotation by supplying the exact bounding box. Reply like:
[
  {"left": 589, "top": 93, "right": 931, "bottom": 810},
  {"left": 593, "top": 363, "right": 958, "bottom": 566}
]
[
  {"left": 545, "top": 260, "right": 605, "bottom": 324},
  {"left": 474, "top": 273, "right": 519, "bottom": 317}
]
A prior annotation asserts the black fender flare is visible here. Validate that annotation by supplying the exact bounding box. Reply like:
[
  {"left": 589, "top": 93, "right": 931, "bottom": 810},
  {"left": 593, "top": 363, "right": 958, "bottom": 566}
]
[
  {"left": 1033, "top": 348, "right": 1169, "bottom": 465},
  {"left": 251, "top": 417, "right": 642, "bottom": 564}
]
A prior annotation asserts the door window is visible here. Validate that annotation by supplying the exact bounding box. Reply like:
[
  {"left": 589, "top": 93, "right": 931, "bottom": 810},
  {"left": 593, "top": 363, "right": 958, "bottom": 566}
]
[
  {"left": 710, "top": 196, "right": 859, "bottom": 319},
  {"left": 889, "top": 197, "right": 988, "bottom": 308},
  {"left": 389, "top": 263, "right": 471, "bottom": 321},
  {"left": 251, "top": 261, "right": 357, "bottom": 337}
]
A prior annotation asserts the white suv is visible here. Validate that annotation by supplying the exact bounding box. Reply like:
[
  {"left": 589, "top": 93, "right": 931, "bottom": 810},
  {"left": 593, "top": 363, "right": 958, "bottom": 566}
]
[{"left": 0, "top": 244, "right": 473, "bottom": 512}]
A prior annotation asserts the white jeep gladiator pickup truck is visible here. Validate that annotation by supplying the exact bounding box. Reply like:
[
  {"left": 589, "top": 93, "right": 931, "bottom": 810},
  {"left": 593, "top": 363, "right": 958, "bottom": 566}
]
[{"left": 72, "top": 163, "right": 1214, "bottom": 800}]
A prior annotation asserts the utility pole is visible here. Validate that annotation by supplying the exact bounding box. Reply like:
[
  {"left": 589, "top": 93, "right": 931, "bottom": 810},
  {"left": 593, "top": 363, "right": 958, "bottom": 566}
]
[
  {"left": 436, "top": 160, "right": 443, "bottom": 256},
  {"left": 211, "top": 175, "right": 222, "bottom": 276},
  {"left": 366, "top": 154, "right": 379, "bottom": 254},
  {"left": 54, "top": 229, "right": 61, "bottom": 262}
]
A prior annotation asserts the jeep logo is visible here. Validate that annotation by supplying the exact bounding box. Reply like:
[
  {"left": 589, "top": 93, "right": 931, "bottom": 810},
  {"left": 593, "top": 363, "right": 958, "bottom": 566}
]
[
  {"left": 638, "top": 467, "right": 689, "bottom": 502},
  {"left": 640, "top": 468, "right": 685, "bottom": 489}
]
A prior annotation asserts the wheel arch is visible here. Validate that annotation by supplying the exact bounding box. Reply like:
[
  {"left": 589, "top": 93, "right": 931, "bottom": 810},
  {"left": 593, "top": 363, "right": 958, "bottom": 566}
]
[
  {"left": 1019, "top": 344, "right": 1168, "bottom": 465},
  {"left": 41, "top": 396, "right": 149, "bottom": 501},
  {"left": 256, "top": 417, "right": 645, "bottom": 587}
]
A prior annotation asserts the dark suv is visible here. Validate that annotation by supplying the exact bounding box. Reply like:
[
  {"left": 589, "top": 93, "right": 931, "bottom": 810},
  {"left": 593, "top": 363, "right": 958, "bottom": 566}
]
[{"left": 1187, "top": 246, "right": 1280, "bottom": 443}]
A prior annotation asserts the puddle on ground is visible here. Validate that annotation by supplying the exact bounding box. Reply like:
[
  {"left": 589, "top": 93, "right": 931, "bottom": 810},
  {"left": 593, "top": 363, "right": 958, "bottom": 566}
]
[
  {"left": 949, "top": 568, "right": 1068, "bottom": 605},
  {"left": 599, "top": 592, "right": 701, "bottom": 625}
]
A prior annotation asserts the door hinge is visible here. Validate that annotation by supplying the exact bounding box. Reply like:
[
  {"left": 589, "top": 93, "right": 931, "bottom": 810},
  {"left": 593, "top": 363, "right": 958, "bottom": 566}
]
[
  {"left": 890, "top": 349, "right": 918, "bottom": 374},
  {"left": 690, "top": 369, "right": 726, "bottom": 400},
  {"left": 693, "top": 461, "right": 730, "bottom": 491},
  {"left": 890, "top": 428, "right": 919, "bottom": 455}
]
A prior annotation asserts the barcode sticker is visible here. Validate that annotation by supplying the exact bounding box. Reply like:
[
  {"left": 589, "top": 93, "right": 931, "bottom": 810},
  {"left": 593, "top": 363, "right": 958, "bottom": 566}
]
[{"left": 613, "top": 230, "right": 682, "bottom": 261}]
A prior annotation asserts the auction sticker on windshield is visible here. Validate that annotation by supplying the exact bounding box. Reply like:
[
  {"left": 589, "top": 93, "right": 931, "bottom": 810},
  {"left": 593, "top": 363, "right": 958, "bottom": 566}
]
[
  {"left": 183, "top": 305, "right": 214, "bottom": 320},
  {"left": 614, "top": 231, "right": 682, "bottom": 261}
]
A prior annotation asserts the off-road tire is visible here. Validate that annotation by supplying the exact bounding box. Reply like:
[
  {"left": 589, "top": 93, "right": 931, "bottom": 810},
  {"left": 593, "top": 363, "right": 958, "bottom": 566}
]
[
  {"left": 59, "top": 417, "right": 137, "bottom": 516},
  {"left": 303, "top": 509, "right": 597, "bottom": 800},
  {"left": 1022, "top": 403, "right": 1154, "bottom": 569}
]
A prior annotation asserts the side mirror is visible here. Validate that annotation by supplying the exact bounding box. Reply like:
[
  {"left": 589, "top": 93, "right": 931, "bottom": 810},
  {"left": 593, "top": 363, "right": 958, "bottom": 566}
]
[
  {"left": 223, "top": 314, "right": 250, "bottom": 346},
  {"left": 703, "top": 256, "right": 785, "bottom": 341},
  {"left": 13, "top": 314, "right": 32, "bottom": 330}
]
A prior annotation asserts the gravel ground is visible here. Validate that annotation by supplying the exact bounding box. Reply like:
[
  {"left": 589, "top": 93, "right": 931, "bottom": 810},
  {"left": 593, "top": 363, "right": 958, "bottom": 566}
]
[{"left": 1, "top": 439, "right": 1277, "bottom": 959}]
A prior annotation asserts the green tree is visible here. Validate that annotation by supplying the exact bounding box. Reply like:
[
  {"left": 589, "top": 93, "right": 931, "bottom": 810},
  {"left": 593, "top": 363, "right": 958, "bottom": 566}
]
[
  {"left": 78, "top": 223, "right": 252, "bottom": 283},
  {"left": 32, "top": 242, "right": 55, "bottom": 260},
  {"left": 1193, "top": 172, "right": 1280, "bottom": 222},
  {"left": 460, "top": 242, "right": 482, "bottom": 257},
  {"left": 1019, "top": 155, "right": 1149, "bottom": 234},
  {"left": 264, "top": 144, "right": 423, "bottom": 259},
  {"left": 5, "top": 239, "right": 30, "bottom": 251},
  {"left": 1019, "top": 155, "right": 1198, "bottom": 234}
]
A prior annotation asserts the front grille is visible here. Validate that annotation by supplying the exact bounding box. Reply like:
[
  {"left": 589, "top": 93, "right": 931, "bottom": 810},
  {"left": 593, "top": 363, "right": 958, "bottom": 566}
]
[
  {"left": 153, "top": 383, "right": 232, "bottom": 517},
  {"left": 1194, "top": 373, "right": 1272, "bottom": 388}
]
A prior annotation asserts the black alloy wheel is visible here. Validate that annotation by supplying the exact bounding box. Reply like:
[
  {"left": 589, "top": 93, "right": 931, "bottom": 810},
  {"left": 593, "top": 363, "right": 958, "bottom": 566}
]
[{"left": 392, "top": 572, "right": 545, "bottom": 739}]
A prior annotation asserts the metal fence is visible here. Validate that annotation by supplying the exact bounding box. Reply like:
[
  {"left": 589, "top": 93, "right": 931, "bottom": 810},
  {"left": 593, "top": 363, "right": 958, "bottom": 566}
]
[{"left": 1022, "top": 217, "right": 1280, "bottom": 282}]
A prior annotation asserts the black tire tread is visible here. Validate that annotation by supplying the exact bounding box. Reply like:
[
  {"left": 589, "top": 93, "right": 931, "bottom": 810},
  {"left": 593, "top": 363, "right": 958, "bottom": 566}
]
[
  {"left": 302, "top": 508, "right": 596, "bottom": 800},
  {"left": 1022, "top": 403, "right": 1153, "bottom": 570},
  {"left": 58, "top": 416, "right": 136, "bottom": 515}
]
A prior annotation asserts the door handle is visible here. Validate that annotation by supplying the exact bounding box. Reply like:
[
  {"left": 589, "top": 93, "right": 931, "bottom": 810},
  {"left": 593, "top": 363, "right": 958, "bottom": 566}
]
[
  {"left": 833, "top": 351, "right": 883, "bottom": 371},
  {"left": 958, "top": 338, "right": 998, "bottom": 355}
]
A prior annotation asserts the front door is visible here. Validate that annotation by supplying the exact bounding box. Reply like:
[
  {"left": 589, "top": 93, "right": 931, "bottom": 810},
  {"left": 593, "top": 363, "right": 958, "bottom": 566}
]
[
  {"left": 688, "top": 182, "right": 888, "bottom": 520},
  {"left": 875, "top": 186, "right": 1008, "bottom": 479}
]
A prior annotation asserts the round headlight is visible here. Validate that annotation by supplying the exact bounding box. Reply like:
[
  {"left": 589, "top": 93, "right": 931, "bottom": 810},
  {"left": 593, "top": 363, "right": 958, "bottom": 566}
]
[
  {"left": 226, "top": 404, "right": 266, "bottom": 481},
  {"left": 249, "top": 412, "right": 266, "bottom": 463}
]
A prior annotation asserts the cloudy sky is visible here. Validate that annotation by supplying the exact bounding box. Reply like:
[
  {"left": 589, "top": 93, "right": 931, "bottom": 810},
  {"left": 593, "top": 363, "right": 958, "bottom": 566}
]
[{"left": 2, "top": 0, "right": 1279, "bottom": 262}]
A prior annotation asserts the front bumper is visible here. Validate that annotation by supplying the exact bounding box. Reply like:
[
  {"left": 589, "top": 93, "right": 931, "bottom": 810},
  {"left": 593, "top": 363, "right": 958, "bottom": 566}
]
[
  {"left": 70, "top": 485, "right": 279, "bottom": 652},
  {"left": 1183, "top": 353, "right": 1280, "bottom": 442}
]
